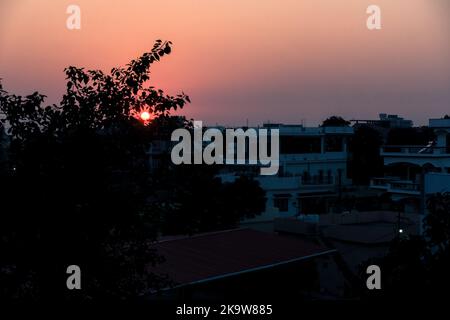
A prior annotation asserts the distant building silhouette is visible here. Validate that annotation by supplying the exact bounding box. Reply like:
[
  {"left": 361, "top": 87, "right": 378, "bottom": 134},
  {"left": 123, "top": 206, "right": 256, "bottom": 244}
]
[{"left": 352, "top": 113, "right": 413, "bottom": 129}]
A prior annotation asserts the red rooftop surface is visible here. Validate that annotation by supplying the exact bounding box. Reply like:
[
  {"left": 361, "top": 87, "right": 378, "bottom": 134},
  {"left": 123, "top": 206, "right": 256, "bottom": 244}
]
[{"left": 149, "top": 228, "right": 335, "bottom": 286}]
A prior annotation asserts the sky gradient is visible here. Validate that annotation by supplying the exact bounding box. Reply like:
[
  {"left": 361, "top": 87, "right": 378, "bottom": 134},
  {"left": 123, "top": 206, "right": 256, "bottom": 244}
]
[{"left": 0, "top": 0, "right": 449, "bottom": 126}]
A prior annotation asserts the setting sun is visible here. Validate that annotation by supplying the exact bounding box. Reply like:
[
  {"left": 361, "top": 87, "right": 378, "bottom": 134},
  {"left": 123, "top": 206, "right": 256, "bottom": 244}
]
[{"left": 140, "top": 111, "right": 151, "bottom": 121}]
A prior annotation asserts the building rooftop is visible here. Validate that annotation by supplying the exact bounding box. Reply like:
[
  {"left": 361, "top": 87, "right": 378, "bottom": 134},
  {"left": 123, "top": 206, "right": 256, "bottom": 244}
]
[
  {"left": 275, "top": 211, "right": 421, "bottom": 244},
  {"left": 262, "top": 124, "right": 353, "bottom": 136},
  {"left": 207, "top": 123, "right": 354, "bottom": 135},
  {"left": 149, "top": 228, "right": 335, "bottom": 287},
  {"left": 429, "top": 118, "right": 450, "bottom": 129},
  {"left": 351, "top": 113, "right": 413, "bottom": 128}
]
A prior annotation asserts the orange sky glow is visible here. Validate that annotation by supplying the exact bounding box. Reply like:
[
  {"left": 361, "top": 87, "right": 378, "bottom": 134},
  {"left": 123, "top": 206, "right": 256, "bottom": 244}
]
[{"left": 0, "top": 0, "right": 449, "bottom": 125}]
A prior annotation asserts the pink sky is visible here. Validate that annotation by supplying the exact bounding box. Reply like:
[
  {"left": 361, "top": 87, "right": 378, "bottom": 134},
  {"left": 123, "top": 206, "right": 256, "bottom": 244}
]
[{"left": 0, "top": 0, "right": 449, "bottom": 126}]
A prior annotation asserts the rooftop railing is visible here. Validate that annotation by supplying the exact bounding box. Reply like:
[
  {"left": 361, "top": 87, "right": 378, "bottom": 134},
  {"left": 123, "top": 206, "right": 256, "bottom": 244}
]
[{"left": 381, "top": 145, "right": 450, "bottom": 155}]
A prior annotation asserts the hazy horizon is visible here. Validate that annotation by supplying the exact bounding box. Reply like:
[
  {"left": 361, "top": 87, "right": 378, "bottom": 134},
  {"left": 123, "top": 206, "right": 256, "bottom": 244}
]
[{"left": 1, "top": 0, "right": 449, "bottom": 126}]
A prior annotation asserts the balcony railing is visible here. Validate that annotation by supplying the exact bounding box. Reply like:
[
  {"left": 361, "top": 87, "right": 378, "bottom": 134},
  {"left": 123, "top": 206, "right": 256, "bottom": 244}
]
[
  {"left": 256, "top": 176, "right": 301, "bottom": 190},
  {"left": 370, "top": 177, "right": 393, "bottom": 188},
  {"left": 302, "top": 175, "right": 334, "bottom": 185},
  {"left": 257, "top": 175, "right": 335, "bottom": 190},
  {"left": 388, "top": 181, "right": 421, "bottom": 195},
  {"left": 371, "top": 177, "right": 421, "bottom": 195},
  {"left": 381, "top": 145, "right": 450, "bottom": 156}
]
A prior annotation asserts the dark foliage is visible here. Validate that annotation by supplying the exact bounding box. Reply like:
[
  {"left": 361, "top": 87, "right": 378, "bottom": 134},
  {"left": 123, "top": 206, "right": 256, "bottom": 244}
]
[
  {"left": 321, "top": 116, "right": 350, "bottom": 127},
  {"left": 152, "top": 168, "right": 266, "bottom": 235},
  {"left": 348, "top": 125, "right": 383, "bottom": 185},
  {"left": 0, "top": 41, "right": 264, "bottom": 301},
  {"left": 359, "top": 192, "right": 450, "bottom": 300}
]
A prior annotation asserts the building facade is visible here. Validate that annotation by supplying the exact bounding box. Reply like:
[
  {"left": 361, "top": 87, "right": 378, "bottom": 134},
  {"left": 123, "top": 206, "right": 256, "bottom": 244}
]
[
  {"left": 219, "top": 124, "right": 354, "bottom": 221},
  {"left": 371, "top": 118, "right": 450, "bottom": 213}
]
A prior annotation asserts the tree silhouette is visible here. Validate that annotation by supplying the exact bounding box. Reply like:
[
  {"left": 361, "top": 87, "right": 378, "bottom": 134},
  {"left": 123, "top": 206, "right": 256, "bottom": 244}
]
[
  {"left": 359, "top": 192, "right": 450, "bottom": 300},
  {"left": 154, "top": 169, "right": 266, "bottom": 235},
  {"left": 0, "top": 40, "right": 265, "bottom": 301},
  {"left": 321, "top": 116, "right": 350, "bottom": 127},
  {"left": 0, "top": 41, "right": 187, "bottom": 301},
  {"left": 349, "top": 125, "right": 383, "bottom": 185}
]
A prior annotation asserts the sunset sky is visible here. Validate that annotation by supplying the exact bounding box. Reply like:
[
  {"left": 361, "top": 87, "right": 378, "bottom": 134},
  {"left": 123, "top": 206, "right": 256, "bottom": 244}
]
[{"left": 0, "top": 0, "right": 449, "bottom": 126}]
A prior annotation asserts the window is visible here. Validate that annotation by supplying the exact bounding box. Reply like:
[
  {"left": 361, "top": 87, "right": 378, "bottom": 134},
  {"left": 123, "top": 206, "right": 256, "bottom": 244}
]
[
  {"left": 273, "top": 197, "right": 289, "bottom": 212},
  {"left": 325, "top": 136, "right": 344, "bottom": 152},
  {"left": 280, "top": 136, "right": 321, "bottom": 154},
  {"left": 318, "top": 170, "right": 324, "bottom": 184},
  {"left": 302, "top": 171, "right": 310, "bottom": 183}
]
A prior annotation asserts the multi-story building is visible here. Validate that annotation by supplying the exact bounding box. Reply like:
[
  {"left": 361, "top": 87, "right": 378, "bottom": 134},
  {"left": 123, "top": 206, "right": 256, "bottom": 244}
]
[
  {"left": 351, "top": 113, "right": 414, "bottom": 144},
  {"left": 219, "top": 124, "right": 354, "bottom": 221},
  {"left": 371, "top": 117, "right": 450, "bottom": 213}
]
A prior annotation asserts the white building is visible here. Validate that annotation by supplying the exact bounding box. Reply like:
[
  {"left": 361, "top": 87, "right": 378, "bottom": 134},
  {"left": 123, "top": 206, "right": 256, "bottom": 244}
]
[
  {"left": 371, "top": 118, "right": 450, "bottom": 213},
  {"left": 220, "top": 124, "right": 354, "bottom": 222}
]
